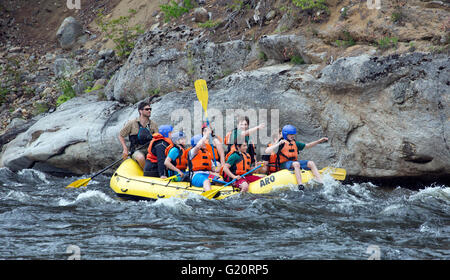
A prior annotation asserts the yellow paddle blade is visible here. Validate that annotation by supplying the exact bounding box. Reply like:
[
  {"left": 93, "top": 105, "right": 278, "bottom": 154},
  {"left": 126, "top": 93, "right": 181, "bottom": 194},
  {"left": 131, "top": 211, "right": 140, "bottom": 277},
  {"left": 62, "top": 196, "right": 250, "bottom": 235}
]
[
  {"left": 65, "top": 178, "right": 92, "bottom": 189},
  {"left": 319, "top": 167, "right": 347, "bottom": 181},
  {"left": 194, "top": 79, "right": 208, "bottom": 118},
  {"left": 201, "top": 187, "right": 223, "bottom": 200}
]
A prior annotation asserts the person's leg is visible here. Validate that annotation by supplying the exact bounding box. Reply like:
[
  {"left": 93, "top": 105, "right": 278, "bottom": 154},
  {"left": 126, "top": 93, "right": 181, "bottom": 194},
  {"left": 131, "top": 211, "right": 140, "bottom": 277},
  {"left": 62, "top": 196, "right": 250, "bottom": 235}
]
[
  {"left": 202, "top": 178, "right": 212, "bottom": 192},
  {"left": 291, "top": 161, "right": 303, "bottom": 185},
  {"left": 239, "top": 181, "right": 249, "bottom": 192},
  {"left": 132, "top": 151, "right": 146, "bottom": 169},
  {"left": 143, "top": 160, "right": 159, "bottom": 177},
  {"left": 192, "top": 173, "right": 211, "bottom": 191},
  {"left": 305, "top": 160, "right": 323, "bottom": 183}
]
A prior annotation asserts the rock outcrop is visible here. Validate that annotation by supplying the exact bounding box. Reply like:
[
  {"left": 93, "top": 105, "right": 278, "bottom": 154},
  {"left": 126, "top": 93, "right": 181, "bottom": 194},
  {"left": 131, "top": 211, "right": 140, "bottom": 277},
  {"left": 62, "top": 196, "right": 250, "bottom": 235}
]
[{"left": 2, "top": 49, "right": 449, "bottom": 179}]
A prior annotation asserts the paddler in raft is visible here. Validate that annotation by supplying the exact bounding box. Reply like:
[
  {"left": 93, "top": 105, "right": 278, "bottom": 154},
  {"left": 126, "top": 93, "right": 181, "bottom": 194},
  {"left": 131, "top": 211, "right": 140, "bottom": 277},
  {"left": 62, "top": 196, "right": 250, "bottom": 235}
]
[
  {"left": 265, "top": 124, "right": 328, "bottom": 189},
  {"left": 143, "top": 125, "right": 173, "bottom": 178},
  {"left": 201, "top": 122, "right": 225, "bottom": 172},
  {"left": 222, "top": 141, "right": 261, "bottom": 192},
  {"left": 118, "top": 101, "right": 158, "bottom": 169},
  {"left": 164, "top": 130, "right": 189, "bottom": 182},
  {"left": 187, "top": 127, "right": 222, "bottom": 192}
]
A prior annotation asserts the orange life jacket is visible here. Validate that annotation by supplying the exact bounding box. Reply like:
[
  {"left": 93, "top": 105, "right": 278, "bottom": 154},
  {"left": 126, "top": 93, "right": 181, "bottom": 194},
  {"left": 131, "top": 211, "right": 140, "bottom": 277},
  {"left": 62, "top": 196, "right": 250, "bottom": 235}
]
[
  {"left": 266, "top": 143, "right": 279, "bottom": 173},
  {"left": 223, "top": 150, "right": 252, "bottom": 181},
  {"left": 186, "top": 147, "right": 213, "bottom": 172},
  {"left": 277, "top": 139, "right": 298, "bottom": 164},
  {"left": 205, "top": 135, "right": 223, "bottom": 162},
  {"left": 224, "top": 129, "right": 256, "bottom": 164},
  {"left": 164, "top": 144, "right": 188, "bottom": 170},
  {"left": 146, "top": 133, "right": 173, "bottom": 163}
]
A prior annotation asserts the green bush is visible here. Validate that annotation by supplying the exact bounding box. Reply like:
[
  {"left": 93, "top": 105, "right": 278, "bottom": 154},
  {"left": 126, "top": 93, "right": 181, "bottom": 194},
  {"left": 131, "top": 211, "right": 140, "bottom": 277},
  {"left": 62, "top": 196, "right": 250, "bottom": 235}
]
[
  {"left": 160, "top": 0, "right": 194, "bottom": 22},
  {"left": 56, "top": 79, "right": 76, "bottom": 107},
  {"left": 292, "top": 0, "right": 327, "bottom": 12},
  {"left": 290, "top": 55, "right": 305, "bottom": 65},
  {"left": 335, "top": 31, "right": 356, "bottom": 48},
  {"left": 96, "top": 9, "right": 144, "bottom": 59},
  {"left": 0, "top": 87, "right": 7, "bottom": 106},
  {"left": 377, "top": 37, "right": 399, "bottom": 50},
  {"left": 198, "top": 20, "right": 221, "bottom": 29}
]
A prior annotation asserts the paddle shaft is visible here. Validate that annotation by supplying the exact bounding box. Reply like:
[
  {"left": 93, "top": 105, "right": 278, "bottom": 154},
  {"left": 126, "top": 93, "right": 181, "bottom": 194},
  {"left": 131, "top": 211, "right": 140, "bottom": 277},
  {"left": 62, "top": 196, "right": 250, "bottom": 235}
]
[
  {"left": 90, "top": 157, "right": 124, "bottom": 180},
  {"left": 224, "top": 164, "right": 263, "bottom": 186},
  {"left": 206, "top": 118, "right": 217, "bottom": 166},
  {"left": 93, "top": 141, "right": 150, "bottom": 179}
]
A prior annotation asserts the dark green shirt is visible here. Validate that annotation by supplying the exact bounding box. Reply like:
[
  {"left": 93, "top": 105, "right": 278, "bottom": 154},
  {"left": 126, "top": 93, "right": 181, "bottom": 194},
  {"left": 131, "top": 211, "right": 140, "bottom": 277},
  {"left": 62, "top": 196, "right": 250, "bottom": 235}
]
[
  {"left": 295, "top": 141, "right": 306, "bottom": 151},
  {"left": 226, "top": 152, "right": 243, "bottom": 167}
]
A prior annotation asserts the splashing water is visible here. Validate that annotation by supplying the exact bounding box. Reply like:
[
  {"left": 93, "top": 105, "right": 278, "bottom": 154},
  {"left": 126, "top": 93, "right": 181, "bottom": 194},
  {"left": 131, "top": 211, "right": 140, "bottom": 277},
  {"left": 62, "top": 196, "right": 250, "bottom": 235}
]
[{"left": 0, "top": 167, "right": 448, "bottom": 259}]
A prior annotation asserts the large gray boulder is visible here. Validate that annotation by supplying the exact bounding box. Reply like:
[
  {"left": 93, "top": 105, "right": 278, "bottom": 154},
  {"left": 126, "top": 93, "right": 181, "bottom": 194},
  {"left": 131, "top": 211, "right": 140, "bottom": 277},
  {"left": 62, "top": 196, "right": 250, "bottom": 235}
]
[
  {"left": 104, "top": 25, "right": 257, "bottom": 103},
  {"left": 317, "top": 52, "right": 450, "bottom": 177},
  {"left": 0, "top": 95, "right": 130, "bottom": 174},
  {"left": 56, "top": 17, "right": 85, "bottom": 50}
]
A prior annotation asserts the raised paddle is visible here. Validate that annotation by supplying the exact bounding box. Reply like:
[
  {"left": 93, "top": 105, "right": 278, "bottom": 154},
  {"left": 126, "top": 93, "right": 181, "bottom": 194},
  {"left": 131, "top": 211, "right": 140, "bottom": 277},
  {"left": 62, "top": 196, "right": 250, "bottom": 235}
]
[
  {"left": 202, "top": 164, "right": 263, "bottom": 199},
  {"left": 194, "top": 79, "right": 217, "bottom": 166}
]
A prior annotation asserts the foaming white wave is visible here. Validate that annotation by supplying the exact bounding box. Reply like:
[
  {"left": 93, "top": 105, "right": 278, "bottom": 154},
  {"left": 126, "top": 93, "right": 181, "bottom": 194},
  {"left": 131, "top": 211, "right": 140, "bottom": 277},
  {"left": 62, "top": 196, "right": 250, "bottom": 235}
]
[
  {"left": 379, "top": 203, "right": 404, "bottom": 216},
  {"left": 408, "top": 186, "right": 450, "bottom": 204},
  {"left": 320, "top": 181, "right": 378, "bottom": 213},
  {"left": 151, "top": 195, "right": 194, "bottom": 214},
  {"left": 0, "top": 167, "right": 14, "bottom": 175},
  {"left": 419, "top": 222, "right": 441, "bottom": 236},
  {"left": 17, "top": 169, "right": 50, "bottom": 184},
  {"left": 58, "top": 190, "right": 115, "bottom": 206},
  {"left": 4, "top": 190, "right": 32, "bottom": 203}
]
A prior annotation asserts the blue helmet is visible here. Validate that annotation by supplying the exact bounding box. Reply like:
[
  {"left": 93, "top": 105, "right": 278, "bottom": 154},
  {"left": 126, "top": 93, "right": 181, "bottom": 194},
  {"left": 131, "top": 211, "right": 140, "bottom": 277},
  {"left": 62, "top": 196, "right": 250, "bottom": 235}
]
[
  {"left": 282, "top": 125, "right": 297, "bottom": 140},
  {"left": 159, "top": 125, "right": 173, "bottom": 138},
  {"left": 190, "top": 134, "right": 203, "bottom": 146}
]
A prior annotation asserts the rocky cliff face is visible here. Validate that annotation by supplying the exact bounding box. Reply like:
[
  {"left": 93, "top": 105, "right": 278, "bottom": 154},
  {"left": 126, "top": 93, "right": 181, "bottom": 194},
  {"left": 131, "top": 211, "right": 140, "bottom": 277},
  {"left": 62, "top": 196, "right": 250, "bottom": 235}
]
[{"left": 2, "top": 48, "right": 448, "bottom": 179}]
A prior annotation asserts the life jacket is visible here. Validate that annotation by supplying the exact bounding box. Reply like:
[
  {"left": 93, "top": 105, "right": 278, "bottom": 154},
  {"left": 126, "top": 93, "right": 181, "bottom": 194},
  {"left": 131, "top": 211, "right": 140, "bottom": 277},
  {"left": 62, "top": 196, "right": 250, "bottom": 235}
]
[
  {"left": 205, "top": 135, "right": 223, "bottom": 163},
  {"left": 266, "top": 143, "right": 279, "bottom": 173},
  {"left": 146, "top": 133, "right": 173, "bottom": 163},
  {"left": 277, "top": 139, "right": 298, "bottom": 164},
  {"left": 129, "top": 121, "right": 153, "bottom": 151},
  {"left": 186, "top": 147, "right": 213, "bottom": 172},
  {"left": 224, "top": 150, "right": 251, "bottom": 181},
  {"left": 224, "top": 128, "right": 256, "bottom": 164},
  {"left": 164, "top": 144, "right": 188, "bottom": 170}
]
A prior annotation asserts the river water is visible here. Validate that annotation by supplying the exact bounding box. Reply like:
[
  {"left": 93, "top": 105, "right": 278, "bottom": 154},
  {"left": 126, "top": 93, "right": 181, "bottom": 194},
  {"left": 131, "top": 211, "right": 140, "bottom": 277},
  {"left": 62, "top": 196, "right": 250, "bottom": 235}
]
[{"left": 0, "top": 167, "right": 449, "bottom": 260}]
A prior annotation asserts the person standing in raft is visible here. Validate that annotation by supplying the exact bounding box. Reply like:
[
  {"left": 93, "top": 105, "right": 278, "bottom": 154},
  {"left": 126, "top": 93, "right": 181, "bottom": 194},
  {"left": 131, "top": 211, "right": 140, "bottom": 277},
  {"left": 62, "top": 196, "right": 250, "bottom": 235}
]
[
  {"left": 201, "top": 122, "right": 225, "bottom": 172},
  {"left": 187, "top": 128, "right": 222, "bottom": 192},
  {"left": 143, "top": 125, "right": 173, "bottom": 178},
  {"left": 224, "top": 115, "right": 265, "bottom": 165},
  {"left": 222, "top": 142, "right": 261, "bottom": 192},
  {"left": 118, "top": 102, "right": 158, "bottom": 169},
  {"left": 164, "top": 131, "right": 188, "bottom": 181},
  {"left": 266, "top": 124, "right": 328, "bottom": 189}
]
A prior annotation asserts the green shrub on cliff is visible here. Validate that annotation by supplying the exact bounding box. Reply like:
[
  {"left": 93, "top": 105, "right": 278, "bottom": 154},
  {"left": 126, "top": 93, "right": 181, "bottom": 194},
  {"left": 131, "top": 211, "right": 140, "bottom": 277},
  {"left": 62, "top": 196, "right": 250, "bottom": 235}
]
[
  {"left": 56, "top": 79, "right": 76, "bottom": 107},
  {"left": 95, "top": 9, "right": 144, "bottom": 59},
  {"left": 160, "top": 0, "right": 194, "bottom": 22},
  {"left": 292, "top": 0, "right": 328, "bottom": 12}
]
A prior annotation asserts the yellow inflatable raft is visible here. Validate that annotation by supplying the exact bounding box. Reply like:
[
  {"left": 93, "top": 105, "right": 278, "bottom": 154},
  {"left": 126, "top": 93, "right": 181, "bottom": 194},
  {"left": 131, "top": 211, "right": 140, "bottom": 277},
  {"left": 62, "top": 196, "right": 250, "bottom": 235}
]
[{"left": 110, "top": 159, "right": 346, "bottom": 201}]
